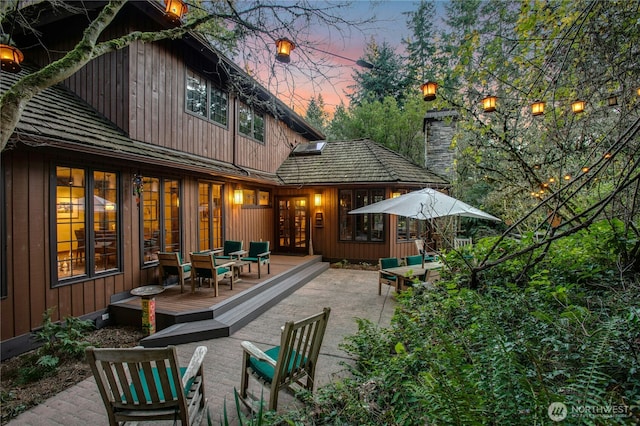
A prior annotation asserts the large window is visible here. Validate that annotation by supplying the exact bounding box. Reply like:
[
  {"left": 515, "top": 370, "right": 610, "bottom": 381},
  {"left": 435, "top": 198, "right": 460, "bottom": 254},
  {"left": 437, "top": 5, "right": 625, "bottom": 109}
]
[
  {"left": 339, "top": 189, "right": 384, "bottom": 242},
  {"left": 141, "top": 177, "right": 182, "bottom": 263},
  {"left": 186, "top": 70, "right": 228, "bottom": 126},
  {"left": 54, "top": 166, "right": 120, "bottom": 284},
  {"left": 238, "top": 102, "right": 265, "bottom": 143},
  {"left": 198, "top": 182, "right": 223, "bottom": 251}
]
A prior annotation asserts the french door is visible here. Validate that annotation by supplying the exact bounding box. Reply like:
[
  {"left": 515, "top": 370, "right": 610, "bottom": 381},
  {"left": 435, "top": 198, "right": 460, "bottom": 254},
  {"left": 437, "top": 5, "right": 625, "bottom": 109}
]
[{"left": 276, "top": 196, "right": 308, "bottom": 254}]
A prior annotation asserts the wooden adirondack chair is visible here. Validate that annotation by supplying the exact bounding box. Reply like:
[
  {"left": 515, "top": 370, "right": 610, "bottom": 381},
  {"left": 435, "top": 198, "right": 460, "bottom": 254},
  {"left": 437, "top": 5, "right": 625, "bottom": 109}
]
[
  {"left": 189, "top": 251, "right": 234, "bottom": 296},
  {"left": 86, "top": 345, "right": 208, "bottom": 426},
  {"left": 239, "top": 307, "right": 331, "bottom": 412},
  {"left": 157, "top": 252, "right": 191, "bottom": 293}
]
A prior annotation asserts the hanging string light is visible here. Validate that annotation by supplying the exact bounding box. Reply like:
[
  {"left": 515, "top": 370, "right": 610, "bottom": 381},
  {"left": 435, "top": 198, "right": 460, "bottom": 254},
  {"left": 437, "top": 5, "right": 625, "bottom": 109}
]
[
  {"left": 275, "top": 38, "right": 295, "bottom": 63},
  {"left": 531, "top": 100, "right": 545, "bottom": 116},
  {"left": 481, "top": 95, "right": 497, "bottom": 113},
  {"left": 0, "top": 43, "right": 23, "bottom": 73},
  {"left": 164, "top": 0, "right": 188, "bottom": 22},
  {"left": 571, "top": 99, "right": 585, "bottom": 114},
  {"left": 421, "top": 81, "right": 438, "bottom": 101}
]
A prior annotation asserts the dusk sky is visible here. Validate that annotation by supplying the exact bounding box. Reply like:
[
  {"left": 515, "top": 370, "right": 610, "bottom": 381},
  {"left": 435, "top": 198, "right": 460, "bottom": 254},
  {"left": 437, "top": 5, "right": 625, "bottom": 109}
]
[{"left": 260, "top": 1, "right": 449, "bottom": 116}]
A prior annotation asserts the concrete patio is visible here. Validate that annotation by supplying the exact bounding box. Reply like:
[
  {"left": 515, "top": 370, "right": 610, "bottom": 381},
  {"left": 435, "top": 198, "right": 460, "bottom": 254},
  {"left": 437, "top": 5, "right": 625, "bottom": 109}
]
[{"left": 7, "top": 268, "right": 396, "bottom": 425}]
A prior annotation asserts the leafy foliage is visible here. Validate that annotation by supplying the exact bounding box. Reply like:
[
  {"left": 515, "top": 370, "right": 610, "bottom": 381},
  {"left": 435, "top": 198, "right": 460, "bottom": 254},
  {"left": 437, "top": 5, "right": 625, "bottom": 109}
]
[
  {"left": 13, "top": 308, "right": 94, "bottom": 384},
  {"left": 277, "top": 222, "right": 640, "bottom": 424}
]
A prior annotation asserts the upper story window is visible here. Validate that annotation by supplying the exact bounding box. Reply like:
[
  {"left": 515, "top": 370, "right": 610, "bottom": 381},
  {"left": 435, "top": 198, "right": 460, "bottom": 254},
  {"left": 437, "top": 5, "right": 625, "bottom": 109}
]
[
  {"left": 186, "top": 70, "right": 228, "bottom": 126},
  {"left": 238, "top": 102, "right": 265, "bottom": 143}
]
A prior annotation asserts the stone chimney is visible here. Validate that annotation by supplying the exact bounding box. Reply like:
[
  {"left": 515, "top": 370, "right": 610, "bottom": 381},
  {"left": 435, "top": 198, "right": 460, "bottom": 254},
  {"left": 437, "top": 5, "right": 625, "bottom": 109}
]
[{"left": 423, "top": 109, "right": 459, "bottom": 181}]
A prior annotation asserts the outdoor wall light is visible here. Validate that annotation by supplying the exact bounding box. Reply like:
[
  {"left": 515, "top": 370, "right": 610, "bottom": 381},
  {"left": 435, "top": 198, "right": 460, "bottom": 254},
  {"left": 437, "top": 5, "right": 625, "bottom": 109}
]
[
  {"left": 275, "top": 38, "right": 295, "bottom": 63},
  {"left": 164, "top": 0, "right": 188, "bottom": 22},
  {"left": 391, "top": 192, "right": 401, "bottom": 198},
  {"left": 531, "top": 100, "right": 545, "bottom": 116},
  {"left": 421, "top": 81, "right": 437, "bottom": 101},
  {"left": 481, "top": 95, "right": 497, "bottom": 113},
  {"left": 233, "top": 189, "right": 243, "bottom": 205},
  {"left": 0, "top": 43, "right": 24, "bottom": 73},
  {"left": 571, "top": 99, "right": 585, "bottom": 114},
  {"left": 314, "top": 193, "right": 322, "bottom": 207}
]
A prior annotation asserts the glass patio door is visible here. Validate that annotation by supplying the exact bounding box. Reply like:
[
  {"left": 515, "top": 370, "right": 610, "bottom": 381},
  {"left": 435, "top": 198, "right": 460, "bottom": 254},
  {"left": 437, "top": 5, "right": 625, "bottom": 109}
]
[{"left": 276, "top": 196, "right": 308, "bottom": 254}]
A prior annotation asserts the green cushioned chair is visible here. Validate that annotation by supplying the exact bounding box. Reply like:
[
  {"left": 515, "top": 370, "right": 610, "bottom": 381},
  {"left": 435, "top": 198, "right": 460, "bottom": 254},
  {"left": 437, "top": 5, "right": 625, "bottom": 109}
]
[
  {"left": 240, "top": 307, "right": 331, "bottom": 412},
  {"left": 214, "top": 240, "right": 244, "bottom": 260},
  {"left": 241, "top": 241, "right": 271, "bottom": 278},
  {"left": 190, "top": 251, "right": 234, "bottom": 296},
  {"left": 378, "top": 257, "right": 400, "bottom": 295},
  {"left": 86, "top": 345, "right": 207, "bottom": 426},
  {"left": 158, "top": 251, "right": 192, "bottom": 293}
]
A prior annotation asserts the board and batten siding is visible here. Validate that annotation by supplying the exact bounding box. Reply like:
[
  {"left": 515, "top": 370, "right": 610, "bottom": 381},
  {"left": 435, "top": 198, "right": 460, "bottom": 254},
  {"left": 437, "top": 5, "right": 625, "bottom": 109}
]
[{"left": 0, "top": 150, "right": 155, "bottom": 343}]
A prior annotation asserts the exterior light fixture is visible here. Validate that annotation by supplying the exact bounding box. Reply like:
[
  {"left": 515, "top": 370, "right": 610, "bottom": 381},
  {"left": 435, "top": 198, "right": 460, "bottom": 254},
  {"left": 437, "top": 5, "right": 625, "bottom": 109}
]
[
  {"left": 421, "top": 81, "right": 438, "bottom": 101},
  {"left": 164, "top": 0, "right": 188, "bottom": 22},
  {"left": 531, "top": 100, "right": 545, "bottom": 116},
  {"left": 0, "top": 43, "right": 24, "bottom": 73},
  {"left": 481, "top": 95, "right": 497, "bottom": 113},
  {"left": 314, "top": 193, "right": 322, "bottom": 207},
  {"left": 581, "top": 167, "right": 590, "bottom": 173},
  {"left": 233, "top": 189, "right": 243, "bottom": 205},
  {"left": 607, "top": 95, "right": 618, "bottom": 106},
  {"left": 571, "top": 99, "right": 585, "bottom": 114},
  {"left": 391, "top": 192, "right": 401, "bottom": 198},
  {"left": 275, "top": 38, "right": 295, "bottom": 63},
  {"left": 563, "top": 174, "right": 571, "bottom": 181}
]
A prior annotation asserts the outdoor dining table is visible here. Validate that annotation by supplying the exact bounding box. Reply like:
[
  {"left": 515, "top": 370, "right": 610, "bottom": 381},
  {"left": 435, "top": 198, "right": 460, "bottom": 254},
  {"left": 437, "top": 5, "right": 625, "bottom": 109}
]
[{"left": 382, "top": 261, "right": 444, "bottom": 291}]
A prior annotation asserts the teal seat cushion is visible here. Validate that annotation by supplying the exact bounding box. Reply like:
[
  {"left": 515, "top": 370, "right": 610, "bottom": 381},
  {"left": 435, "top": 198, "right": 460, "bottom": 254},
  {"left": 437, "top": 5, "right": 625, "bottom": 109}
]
[
  {"left": 249, "top": 346, "right": 305, "bottom": 383},
  {"left": 380, "top": 273, "right": 397, "bottom": 281},
  {"left": 242, "top": 257, "right": 260, "bottom": 262},
  {"left": 127, "top": 366, "right": 195, "bottom": 403},
  {"left": 216, "top": 266, "right": 230, "bottom": 274}
]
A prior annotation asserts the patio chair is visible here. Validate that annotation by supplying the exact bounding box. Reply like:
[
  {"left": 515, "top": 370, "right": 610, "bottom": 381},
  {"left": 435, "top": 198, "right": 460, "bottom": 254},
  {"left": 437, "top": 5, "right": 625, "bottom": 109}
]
[
  {"left": 189, "top": 251, "right": 234, "bottom": 296},
  {"left": 241, "top": 241, "right": 271, "bottom": 278},
  {"left": 157, "top": 252, "right": 191, "bottom": 293},
  {"left": 404, "top": 254, "right": 424, "bottom": 266},
  {"left": 213, "top": 240, "right": 244, "bottom": 260},
  {"left": 74, "top": 229, "right": 85, "bottom": 263},
  {"left": 86, "top": 345, "right": 208, "bottom": 426},
  {"left": 239, "top": 307, "right": 331, "bottom": 412},
  {"left": 378, "top": 257, "right": 400, "bottom": 295}
]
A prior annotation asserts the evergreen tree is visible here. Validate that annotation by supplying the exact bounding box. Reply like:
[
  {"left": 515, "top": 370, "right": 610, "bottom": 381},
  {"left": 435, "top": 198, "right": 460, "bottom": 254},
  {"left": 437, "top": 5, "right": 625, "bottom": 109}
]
[
  {"left": 403, "top": 0, "right": 438, "bottom": 87},
  {"left": 305, "top": 95, "right": 329, "bottom": 132},
  {"left": 348, "top": 39, "right": 410, "bottom": 106}
]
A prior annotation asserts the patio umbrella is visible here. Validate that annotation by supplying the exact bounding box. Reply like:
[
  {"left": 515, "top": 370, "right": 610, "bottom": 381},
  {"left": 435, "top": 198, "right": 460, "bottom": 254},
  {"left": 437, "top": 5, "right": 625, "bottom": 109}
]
[
  {"left": 348, "top": 188, "right": 501, "bottom": 221},
  {"left": 76, "top": 195, "right": 117, "bottom": 212}
]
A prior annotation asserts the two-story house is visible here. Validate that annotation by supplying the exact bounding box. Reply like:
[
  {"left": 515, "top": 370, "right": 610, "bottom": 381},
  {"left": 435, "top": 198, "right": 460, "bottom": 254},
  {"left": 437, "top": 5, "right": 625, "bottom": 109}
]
[{"left": 1, "top": 0, "right": 448, "bottom": 359}]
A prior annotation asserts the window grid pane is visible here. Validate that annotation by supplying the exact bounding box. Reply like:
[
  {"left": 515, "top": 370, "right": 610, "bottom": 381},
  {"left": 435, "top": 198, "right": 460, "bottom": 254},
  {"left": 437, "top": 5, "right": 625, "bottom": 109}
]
[
  {"left": 186, "top": 71, "right": 207, "bottom": 117},
  {"left": 209, "top": 87, "right": 228, "bottom": 125}
]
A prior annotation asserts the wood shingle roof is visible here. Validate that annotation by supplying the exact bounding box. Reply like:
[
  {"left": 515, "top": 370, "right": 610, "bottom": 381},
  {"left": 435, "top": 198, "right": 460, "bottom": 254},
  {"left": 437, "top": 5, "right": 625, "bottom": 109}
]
[{"left": 277, "top": 139, "right": 449, "bottom": 186}]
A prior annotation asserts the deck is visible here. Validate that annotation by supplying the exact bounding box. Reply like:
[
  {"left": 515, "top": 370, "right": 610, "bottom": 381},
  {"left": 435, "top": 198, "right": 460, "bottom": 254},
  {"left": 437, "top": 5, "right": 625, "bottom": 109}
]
[{"left": 109, "top": 255, "right": 329, "bottom": 347}]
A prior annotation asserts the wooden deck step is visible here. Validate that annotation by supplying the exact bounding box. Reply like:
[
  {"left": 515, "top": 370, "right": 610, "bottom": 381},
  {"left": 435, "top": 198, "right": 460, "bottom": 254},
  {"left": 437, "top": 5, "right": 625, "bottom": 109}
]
[{"left": 139, "top": 261, "right": 329, "bottom": 347}]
